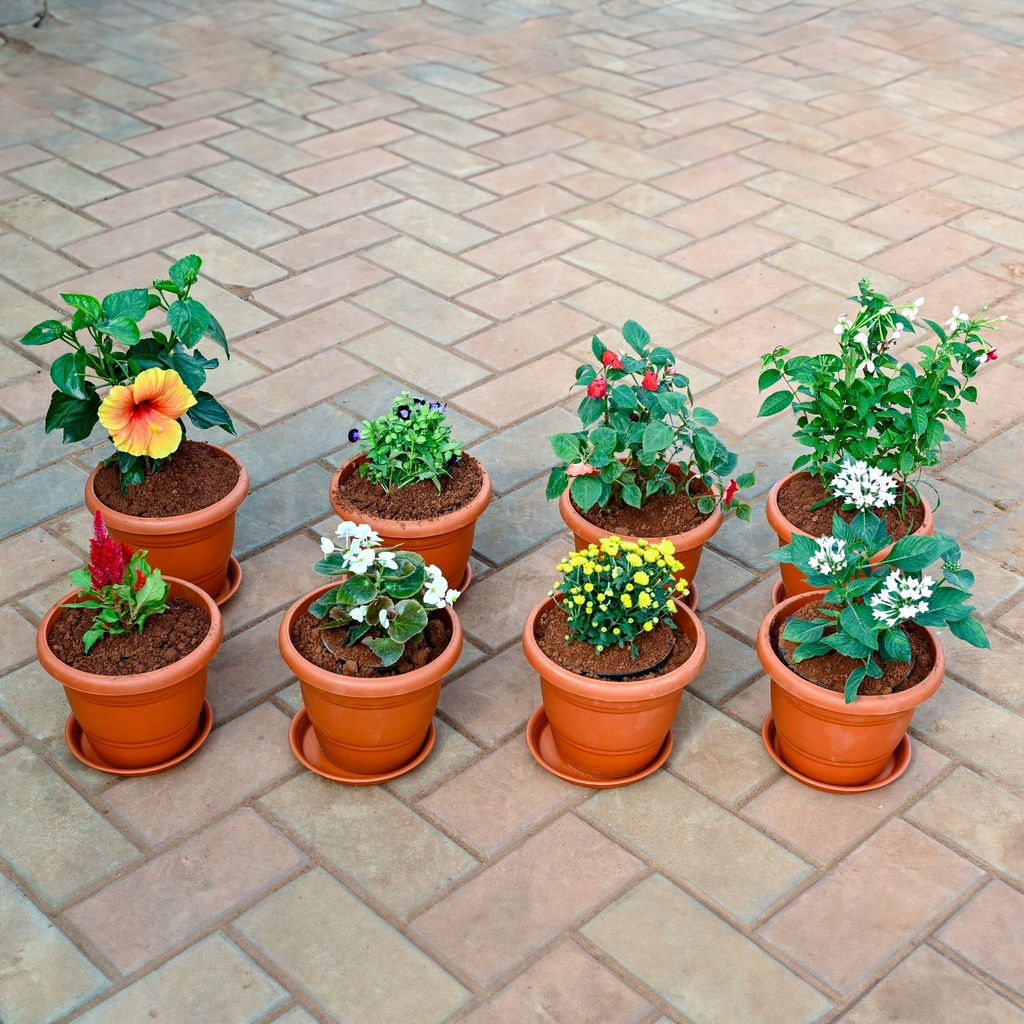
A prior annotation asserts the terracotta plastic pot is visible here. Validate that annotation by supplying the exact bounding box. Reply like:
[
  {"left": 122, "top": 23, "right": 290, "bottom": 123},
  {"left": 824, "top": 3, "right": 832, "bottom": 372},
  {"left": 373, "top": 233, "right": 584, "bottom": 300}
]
[
  {"left": 757, "top": 590, "right": 944, "bottom": 786},
  {"left": 329, "top": 455, "right": 491, "bottom": 588},
  {"left": 522, "top": 597, "right": 707, "bottom": 779},
  {"left": 37, "top": 578, "right": 223, "bottom": 769},
  {"left": 558, "top": 465, "right": 722, "bottom": 588},
  {"left": 85, "top": 444, "right": 249, "bottom": 600},
  {"left": 766, "top": 471, "right": 934, "bottom": 598},
  {"left": 279, "top": 582, "right": 463, "bottom": 776}
]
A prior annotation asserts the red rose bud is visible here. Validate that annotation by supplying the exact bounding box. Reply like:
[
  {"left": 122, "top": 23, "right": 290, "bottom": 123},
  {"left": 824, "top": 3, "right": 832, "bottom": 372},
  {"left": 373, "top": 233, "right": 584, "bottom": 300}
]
[
  {"left": 587, "top": 377, "right": 608, "bottom": 399},
  {"left": 724, "top": 478, "right": 739, "bottom": 504},
  {"left": 986, "top": 349, "right": 998, "bottom": 362},
  {"left": 601, "top": 350, "right": 624, "bottom": 370},
  {"left": 641, "top": 370, "right": 658, "bottom": 391},
  {"left": 566, "top": 462, "right": 598, "bottom": 477}
]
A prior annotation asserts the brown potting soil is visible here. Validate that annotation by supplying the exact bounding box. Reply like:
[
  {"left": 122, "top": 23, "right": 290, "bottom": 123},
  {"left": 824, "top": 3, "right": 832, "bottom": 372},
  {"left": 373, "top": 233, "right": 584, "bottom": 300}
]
[
  {"left": 94, "top": 441, "right": 241, "bottom": 518},
  {"left": 536, "top": 604, "right": 696, "bottom": 681},
  {"left": 775, "top": 598, "right": 934, "bottom": 696},
  {"left": 777, "top": 473, "right": 925, "bottom": 540},
  {"left": 334, "top": 455, "right": 484, "bottom": 522},
  {"left": 49, "top": 597, "right": 210, "bottom": 674},
  {"left": 572, "top": 479, "right": 712, "bottom": 537},
  {"left": 290, "top": 610, "right": 451, "bottom": 677}
]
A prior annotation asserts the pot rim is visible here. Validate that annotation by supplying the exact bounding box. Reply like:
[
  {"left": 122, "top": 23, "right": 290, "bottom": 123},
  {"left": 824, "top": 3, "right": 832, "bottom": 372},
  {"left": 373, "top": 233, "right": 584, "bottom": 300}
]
[
  {"left": 329, "top": 454, "right": 492, "bottom": 539},
  {"left": 278, "top": 581, "right": 463, "bottom": 697},
  {"left": 521, "top": 595, "right": 707, "bottom": 702},
  {"left": 36, "top": 576, "right": 224, "bottom": 694},
  {"left": 757, "top": 590, "right": 945, "bottom": 715},
  {"left": 84, "top": 442, "right": 250, "bottom": 535}
]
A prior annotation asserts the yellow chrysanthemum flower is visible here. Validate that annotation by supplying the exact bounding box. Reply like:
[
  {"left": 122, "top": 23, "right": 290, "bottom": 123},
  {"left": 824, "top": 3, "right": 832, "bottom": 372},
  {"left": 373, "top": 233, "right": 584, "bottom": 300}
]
[
  {"left": 634, "top": 570, "right": 649, "bottom": 586},
  {"left": 658, "top": 539, "right": 675, "bottom": 556},
  {"left": 626, "top": 553, "right": 643, "bottom": 567},
  {"left": 638, "top": 591, "right": 652, "bottom": 609},
  {"left": 643, "top": 621, "right": 654, "bottom": 631},
  {"left": 621, "top": 593, "right": 632, "bottom": 609}
]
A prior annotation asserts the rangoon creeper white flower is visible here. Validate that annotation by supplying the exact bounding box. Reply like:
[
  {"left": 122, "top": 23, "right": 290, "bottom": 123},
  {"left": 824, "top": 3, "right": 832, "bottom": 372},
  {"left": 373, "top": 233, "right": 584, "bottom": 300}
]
[
  {"left": 807, "top": 536, "right": 849, "bottom": 576},
  {"left": 832, "top": 459, "right": 898, "bottom": 511},
  {"left": 869, "top": 570, "right": 935, "bottom": 627},
  {"left": 833, "top": 313, "right": 852, "bottom": 335},
  {"left": 945, "top": 306, "right": 970, "bottom": 330}
]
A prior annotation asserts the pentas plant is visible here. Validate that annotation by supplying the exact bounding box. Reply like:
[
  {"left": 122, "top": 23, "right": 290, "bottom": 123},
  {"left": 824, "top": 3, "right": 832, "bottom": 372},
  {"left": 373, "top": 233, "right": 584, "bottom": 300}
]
[
  {"left": 770, "top": 512, "right": 988, "bottom": 702},
  {"left": 547, "top": 320, "right": 752, "bottom": 519},
  {"left": 310, "top": 521, "right": 459, "bottom": 667},
  {"left": 20, "top": 254, "right": 235, "bottom": 490},
  {"left": 758, "top": 278, "right": 1002, "bottom": 497},
  {"left": 349, "top": 391, "right": 461, "bottom": 493},
  {"left": 62, "top": 512, "right": 169, "bottom": 653},
  {"left": 551, "top": 536, "right": 690, "bottom": 659}
]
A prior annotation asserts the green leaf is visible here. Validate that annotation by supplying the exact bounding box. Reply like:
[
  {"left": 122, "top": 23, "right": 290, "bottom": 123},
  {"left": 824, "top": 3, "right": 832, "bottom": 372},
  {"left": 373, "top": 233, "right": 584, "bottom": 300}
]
[
  {"left": 101, "top": 288, "right": 149, "bottom": 322},
  {"left": 947, "top": 615, "right": 989, "bottom": 649},
  {"left": 884, "top": 535, "right": 948, "bottom": 573},
  {"left": 697, "top": 495, "right": 715, "bottom": 514},
  {"left": 693, "top": 429, "right": 717, "bottom": 464},
  {"left": 312, "top": 552, "right": 349, "bottom": 576},
  {"left": 546, "top": 467, "right": 568, "bottom": 500},
  {"left": 840, "top": 604, "right": 877, "bottom": 648},
  {"left": 19, "top": 320, "right": 65, "bottom": 346},
  {"left": 758, "top": 391, "right": 792, "bottom": 417},
  {"left": 642, "top": 421, "right": 674, "bottom": 453},
  {"left": 388, "top": 599, "right": 428, "bottom": 643},
  {"left": 881, "top": 627, "right": 911, "bottom": 662},
  {"left": 204, "top": 312, "right": 229, "bottom": 355},
  {"left": 570, "top": 474, "right": 602, "bottom": 511},
  {"left": 166, "top": 347, "right": 216, "bottom": 394},
  {"left": 50, "top": 350, "right": 88, "bottom": 400},
  {"left": 590, "top": 426, "right": 618, "bottom": 455},
  {"left": 364, "top": 636, "right": 404, "bottom": 667},
  {"left": 609, "top": 384, "right": 637, "bottom": 410},
  {"left": 187, "top": 392, "right": 235, "bottom": 433},
  {"left": 380, "top": 559, "right": 426, "bottom": 600},
  {"left": 168, "top": 254, "right": 201, "bottom": 291},
  {"left": 782, "top": 618, "right": 827, "bottom": 643},
  {"left": 911, "top": 405, "right": 928, "bottom": 436},
  {"left": 549, "top": 432, "right": 583, "bottom": 463},
  {"left": 98, "top": 315, "right": 140, "bottom": 346},
  {"left": 736, "top": 471, "right": 756, "bottom": 488},
  {"left": 309, "top": 590, "right": 340, "bottom": 617},
  {"left": 44, "top": 390, "right": 99, "bottom": 443},
  {"left": 691, "top": 406, "right": 719, "bottom": 426},
  {"left": 825, "top": 632, "right": 873, "bottom": 659},
  {"left": 621, "top": 319, "right": 650, "bottom": 355},
  {"left": 621, "top": 482, "right": 642, "bottom": 508},
  {"left": 337, "top": 575, "right": 377, "bottom": 606},
  {"left": 757, "top": 367, "right": 781, "bottom": 391},
  {"left": 60, "top": 293, "right": 102, "bottom": 321},
  {"left": 167, "top": 299, "right": 210, "bottom": 348},
  {"left": 844, "top": 665, "right": 869, "bottom": 704}
]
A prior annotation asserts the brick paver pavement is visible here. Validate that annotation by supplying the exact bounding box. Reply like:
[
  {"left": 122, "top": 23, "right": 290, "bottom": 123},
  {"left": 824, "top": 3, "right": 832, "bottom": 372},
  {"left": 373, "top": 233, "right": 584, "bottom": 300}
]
[{"left": 0, "top": 2, "right": 1022, "bottom": 1022}]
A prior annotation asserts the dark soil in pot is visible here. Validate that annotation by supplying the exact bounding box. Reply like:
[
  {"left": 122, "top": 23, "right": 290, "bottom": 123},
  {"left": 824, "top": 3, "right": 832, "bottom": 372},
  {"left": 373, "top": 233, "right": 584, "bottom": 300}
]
[
  {"left": 335, "top": 455, "right": 484, "bottom": 522},
  {"left": 774, "top": 598, "right": 935, "bottom": 696},
  {"left": 290, "top": 611, "right": 452, "bottom": 678},
  {"left": 536, "top": 604, "right": 696, "bottom": 680},
  {"left": 777, "top": 474, "right": 925, "bottom": 540},
  {"left": 94, "top": 441, "right": 241, "bottom": 518},
  {"left": 572, "top": 479, "right": 713, "bottom": 536},
  {"left": 49, "top": 598, "right": 210, "bottom": 673}
]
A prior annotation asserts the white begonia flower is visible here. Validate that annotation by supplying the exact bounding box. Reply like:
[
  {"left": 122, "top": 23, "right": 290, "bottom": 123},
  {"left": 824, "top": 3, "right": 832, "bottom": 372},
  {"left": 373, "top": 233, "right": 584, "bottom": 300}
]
[
  {"left": 831, "top": 458, "right": 898, "bottom": 511},
  {"left": 345, "top": 546, "right": 375, "bottom": 575},
  {"left": 350, "top": 605, "right": 368, "bottom": 622},
  {"left": 807, "top": 536, "right": 848, "bottom": 576},
  {"left": 376, "top": 550, "right": 398, "bottom": 571},
  {"left": 423, "top": 570, "right": 450, "bottom": 608},
  {"left": 445, "top": 588, "right": 461, "bottom": 606},
  {"left": 378, "top": 609, "right": 390, "bottom": 628},
  {"left": 335, "top": 521, "right": 381, "bottom": 549},
  {"left": 320, "top": 536, "right": 335, "bottom": 556},
  {"left": 869, "top": 570, "right": 935, "bottom": 628},
  {"left": 879, "top": 305, "right": 892, "bottom": 315}
]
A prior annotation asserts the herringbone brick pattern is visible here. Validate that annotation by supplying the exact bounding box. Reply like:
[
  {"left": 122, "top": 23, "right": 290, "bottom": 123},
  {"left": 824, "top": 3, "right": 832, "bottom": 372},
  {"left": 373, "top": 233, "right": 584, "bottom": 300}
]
[{"left": 0, "top": 2, "right": 1022, "bottom": 1022}]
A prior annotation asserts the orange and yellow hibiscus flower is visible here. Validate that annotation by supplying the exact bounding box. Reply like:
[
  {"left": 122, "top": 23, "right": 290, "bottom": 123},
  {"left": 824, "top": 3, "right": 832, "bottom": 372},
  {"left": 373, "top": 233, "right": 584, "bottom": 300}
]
[{"left": 97, "top": 367, "right": 196, "bottom": 459}]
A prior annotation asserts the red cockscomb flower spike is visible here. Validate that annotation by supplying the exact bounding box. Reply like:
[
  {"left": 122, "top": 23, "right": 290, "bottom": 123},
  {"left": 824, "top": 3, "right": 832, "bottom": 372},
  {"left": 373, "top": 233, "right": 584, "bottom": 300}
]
[
  {"left": 89, "top": 511, "right": 132, "bottom": 589},
  {"left": 587, "top": 377, "right": 608, "bottom": 399},
  {"left": 134, "top": 567, "right": 146, "bottom": 592},
  {"left": 601, "top": 351, "right": 624, "bottom": 370},
  {"left": 724, "top": 478, "right": 739, "bottom": 504},
  {"left": 986, "top": 349, "right": 998, "bottom": 362},
  {"left": 641, "top": 370, "right": 658, "bottom": 391}
]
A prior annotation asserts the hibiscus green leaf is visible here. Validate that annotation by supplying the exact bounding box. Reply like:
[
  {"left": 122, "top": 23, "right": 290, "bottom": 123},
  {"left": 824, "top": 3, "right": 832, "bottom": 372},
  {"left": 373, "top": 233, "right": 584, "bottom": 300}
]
[
  {"left": 44, "top": 390, "right": 100, "bottom": 443},
  {"left": 20, "top": 319, "right": 66, "bottom": 346},
  {"left": 168, "top": 254, "right": 201, "bottom": 292},
  {"left": 60, "top": 293, "right": 102, "bottom": 321},
  {"left": 204, "top": 311, "right": 229, "bottom": 355},
  {"left": 50, "top": 350, "right": 88, "bottom": 400},
  {"left": 98, "top": 315, "right": 141, "bottom": 346},
  {"left": 167, "top": 298, "right": 210, "bottom": 348},
  {"left": 186, "top": 392, "right": 235, "bottom": 432},
  {"left": 101, "top": 288, "right": 149, "bottom": 322}
]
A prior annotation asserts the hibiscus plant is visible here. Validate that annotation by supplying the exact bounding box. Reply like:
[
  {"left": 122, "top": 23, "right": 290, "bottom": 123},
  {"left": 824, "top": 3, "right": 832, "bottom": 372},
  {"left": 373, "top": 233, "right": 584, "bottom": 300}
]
[
  {"left": 546, "top": 320, "right": 752, "bottom": 519},
  {"left": 310, "top": 521, "right": 459, "bottom": 667},
  {"left": 19, "top": 254, "right": 235, "bottom": 490},
  {"left": 63, "top": 512, "right": 169, "bottom": 653},
  {"left": 771, "top": 510, "right": 988, "bottom": 702}
]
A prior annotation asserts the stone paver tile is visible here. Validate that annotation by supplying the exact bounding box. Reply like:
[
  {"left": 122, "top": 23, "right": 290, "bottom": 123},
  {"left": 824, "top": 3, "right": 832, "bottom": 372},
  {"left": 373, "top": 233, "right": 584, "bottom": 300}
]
[
  {"left": 582, "top": 770, "right": 810, "bottom": 922},
  {"left": 270, "top": 1009, "right": 317, "bottom": 1024},
  {"left": 355, "top": 278, "right": 490, "bottom": 344},
  {"left": 472, "top": 475, "right": 565, "bottom": 565},
  {"left": 65, "top": 809, "right": 306, "bottom": 975},
  {"left": 566, "top": 200, "right": 689, "bottom": 256},
  {"left": 674, "top": 261, "right": 803, "bottom": 325},
  {"left": 690, "top": 547, "right": 758, "bottom": 609},
  {"left": 744, "top": 740, "right": 948, "bottom": 866},
  {"left": 681, "top": 306, "right": 816, "bottom": 376},
  {"left": 936, "top": 880, "right": 1024, "bottom": 994},
  {"left": 468, "top": 183, "right": 582, "bottom": 232},
  {"left": 62, "top": 211, "right": 200, "bottom": 268},
  {"left": 840, "top": 946, "right": 1023, "bottom": 1024},
  {"left": 410, "top": 814, "right": 643, "bottom": 987},
  {"left": 454, "top": 351, "right": 578, "bottom": 426},
  {"left": 104, "top": 143, "right": 227, "bottom": 188},
  {"left": 565, "top": 239, "right": 697, "bottom": 300},
  {"left": 471, "top": 154, "right": 587, "bottom": 197},
  {"left": 75, "top": 932, "right": 286, "bottom": 1024},
  {"left": 299, "top": 119, "right": 412, "bottom": 159},
  {"left": 756, "top": 205, "right": 887, "bottom": 260},
  {"left": 470, "top": 404, "right": 577, "bottom": 493},
  {"left": 0, "top": 606, "right": 42, "bottom": 675},
  {"left": 0, "top": 234, "right": 79, "bottom": 291},
  {"left": 566, "top": 139, "right": 675, "bottom": 180},
  {"left": 947, "top": 623, "right": 1024, "bottom": 707},
  {"left": 251, "top": 256, "right": 388, "bottom": 316},
  {"left": 261, "top": 772, "right": 476, "bottom": 917},
  {"left": 0, "top": 874, "right": 108, "bottom": 1024},
  {"left": 0, "top": 193, "right": 100, "bottom": 247},
  {"left": 287, "top": 147, "right": 406, "bottom": 192},
  {"left": 237, "top": 867, "right": 469, "bottom": 1023},
  {"left": 183, "top": 196, "right": 296, "bottom": 248},
  {"left": 953, "top": 423, "right": 1024, "bottom": 508},
  {"left": 654, "top": 153, "right": 765, "bottom": 201},
  {"left": 224, "top": 533, "right": 320, "bottom": 632},
  {"left": 12, "top": 158, "right": 120, "bottom": 206},
  {"left": 461, "top": 261, "right": 593, "bottom": 320},
  {"left": 583, "top": 874, "right": 831, "bottom": 1024},
  {"left": 135, "top": 90, "right": 248, "bottom": 126},
  {"left": 0, "top": 662, "right": 74, "bottom": 740},
  {"left": 125, "top": 116, "right": 237, "bottom": 156},
  {"left": 207, "top": 615, "right": 296, "bottom": 720},
  {"left": 758, "top": 820, "right": 983, "bottom": 994},
  {"left": 209, "top": 128, "right": 318, "bottom": 174},
  {"left": 380, "top": 165, "right": 494, "bottom": 214},
  {"left": 82, "top": 178, "right": 213, "bottom": 226},
  {"left": 684, "top": 618, "right": 761, "bottom": 703},
  {"left": 748, "top": 170, "right": 877, "bottom": 220},
  {"left": 390, "top": 134, "right": 498, "bottom": 178},
  {"left": 852, "top": 189, "right": 971, "bottom": 241},
  {"left": 843, "top": 158, "right": 954, "bottom": 203},
  {"left": 393, "top": 108, "right": 499, "bottom": 148},
  {"left": 0, "top": 144, "right": 48, "bottom": 172},
  {"left": 456, "top": 303, "right": 597, "bottom": 371},
  {"left": 193, "top": 160, "right": 309, "bottom": 212},
  {"left": 102, "top": 704, "right": 296, "bottom": 845},
  {"left": 420, "top": 739, "right": 579, "bottom": 855},
  {"left": 224, "top": 102, "right": 324, "bottom": 143},
  {"left": 463, "top": 219, "right": 589, "bottom": 275},
  {"left": 365, "top": 236, "right": 491, "bottom": 296},
  {"left": 260, "top": 215, "right": 395, "bottom": 271},
  {"left": 371, "top": 198, "right": 493, "bottom": 253},
  {"left": 461, "top": 940, "right": 652, "bottom": 1024},
  {"left": 0, "top": 747, "right": 138, "bottom": 905},
  {"left": 164, "top": 233, "right": 285, "bottom": 288},
  {"left": 0, "top": 719, "right": 14, "bottom": 751},
  {"left": 565, "top": 281, "right": 706, "bottom": 346},
  {"left": 0, "top": 527, "right": 78, "bottom": 602},
  {"left": 868, "top": 225, "right": 992, "bottom": 283},
  {"left": 388, "top": 718, "right": 481, "bottom": 799},
  {"left": 659, "top": 186, "right": 779, "bottom": 239},
  {"left": 309, "top": 93, "right": 415, "bottom": 132}
]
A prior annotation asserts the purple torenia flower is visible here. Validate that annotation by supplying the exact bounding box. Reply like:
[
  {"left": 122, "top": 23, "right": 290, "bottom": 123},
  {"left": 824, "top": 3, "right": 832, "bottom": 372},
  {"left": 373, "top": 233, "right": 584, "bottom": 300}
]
[
  {"left": 347, "top": 428, "right": 361, "bottom": 442},
  {"left": 396, "top": 405, "right": 412, "bottom": 420}
]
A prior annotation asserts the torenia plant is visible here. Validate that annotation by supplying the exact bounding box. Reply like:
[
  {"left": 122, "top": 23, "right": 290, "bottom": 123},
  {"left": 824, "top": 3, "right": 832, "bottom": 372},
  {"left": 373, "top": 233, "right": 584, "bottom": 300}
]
[
  {"left": 310, "top": 521, "right": 459, "bottom": 667},
  {"left": 19, "top": 254, "right": 235, "bottom": 490},
  {"left": 546, "top": 320, "right": 752, "bottom": 519},
  {"left": 758, "top": 278, "right": 1002, "bottom": 496},
  {"left": 551, "top": 536, "right": 690, "bottom": 660},
  {"left": 770, "top": 513, "right": 988, "bottom": 702},
  {"left": 348, "top": 391, "right": 461, "bottom": 493},
  {"left": 63, "top": 512, "right": 169, "bottom": 653}
]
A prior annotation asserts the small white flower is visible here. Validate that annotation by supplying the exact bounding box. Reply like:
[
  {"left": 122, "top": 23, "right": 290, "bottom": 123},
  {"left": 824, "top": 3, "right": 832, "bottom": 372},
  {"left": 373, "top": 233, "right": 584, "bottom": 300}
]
[
  {"left": 914, "top": 296, "right": 925, "bottom": 307},
  {"left": 879, "top": 305, "right": 892, "bottom": 315},
  {"left": 378, "top": 609, "right": 390, "bottom": 628},
  {"left": 320, "top": 537, "right": 335, "bottom": 556},
  {"left": 855, "top": 331, "right": 868, "bottom": 345},
  {"left": 445, "top": 588, "right": 461, "bottom": 605},
  {"left": 808, "top": 536, "right": 848, "bottom": 576},
  {"left": 860, "top": 358, "right": 876, "bottom": 375},
  {"left": 831, "top": 458, "right": 898, "bottom": 512},
  {"left": 945, "top": 306, "right": 970, "bottom": 330},
  {"left": 350, "top": 605, "right": 368, "bottom": 622},
  {"left": 376, "top": 550, "right": 398, "bottom": 570},
  {"left": 423, "top": 570, "right": 451, "bottom": 608},
  {"left": 833, "top": 313, "right": 851, "bottom": 335},
  {"left": 335, "top": 521, "right": 381, "bottom": 548},
  {"left": 345, "top": 546, "right": 375, "bottom": 575},
  {"left": 870, "top": 570, "right": 934, "bottom": 627}
]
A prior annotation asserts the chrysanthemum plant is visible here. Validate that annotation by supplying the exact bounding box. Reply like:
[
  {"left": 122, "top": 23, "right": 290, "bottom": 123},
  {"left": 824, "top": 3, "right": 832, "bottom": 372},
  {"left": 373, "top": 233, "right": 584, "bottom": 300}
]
[
  {"left": 547, "top": 320, "right": 752, "bottom": 519},
  {"left": 310, "top": 521, "right": 459, "bottom": 667},
  {"left": 770, "top": 512, "right": 988, "bottom": 702},
  {"left": 62, "top": 512, "right": 169, "bottom": 653},
  {"left": 348, "top": 391, "right": 461, "bottom": 493},
  {"left": 19, "top": 254, "right": 235, "bottom": 490},
  {"left": 757, "top": 278, "right": 1002, "bottom": 512},
  {"left": 551, "top": 536, "right": 690, "bottom": 660}
]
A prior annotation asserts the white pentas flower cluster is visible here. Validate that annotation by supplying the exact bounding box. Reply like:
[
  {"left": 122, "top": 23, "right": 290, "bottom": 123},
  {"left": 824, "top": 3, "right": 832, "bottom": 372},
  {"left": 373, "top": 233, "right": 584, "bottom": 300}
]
[
  {"left": 832, "top": 459, "right": 898, "bottom": 511},
  {"left": 808, "top": 536, "right": 849, "bottom": 576},
  {"left": 869, "top": 570, "right": 934, "bottom": 627}
]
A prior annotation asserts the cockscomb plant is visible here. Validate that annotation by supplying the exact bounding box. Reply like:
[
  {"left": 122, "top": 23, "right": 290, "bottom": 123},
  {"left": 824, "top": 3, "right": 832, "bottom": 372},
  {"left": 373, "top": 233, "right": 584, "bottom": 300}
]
[
  {"left": 770, "top": 511, "right": 988, "bottom": 702},
  {"left": 62, "top": 512, "right": 169, "bottom": 653},
  {"left": 310, "top": 521, "right": 459, "bottom": 667},
  {"left": 551, "top": 536, "right": 690, "bottom": 660},
  {"left": 757, "top": 278, "right": 1002, "bottom": 510},
  {"left": 547, "top": 320, "right": 753, "bottom": 520},
  {"left": 19, "top": 254, "right": 235, "bottom": 490},
  {"left": 348, "top": 391, "right": 461, "bottom": 493}
]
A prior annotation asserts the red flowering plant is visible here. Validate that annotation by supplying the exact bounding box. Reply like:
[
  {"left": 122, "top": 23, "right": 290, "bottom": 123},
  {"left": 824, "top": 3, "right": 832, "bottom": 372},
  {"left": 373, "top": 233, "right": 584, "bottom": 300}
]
[
  {"left": 62, "top": 512, "right": 169, "bottom": 653},
  {"left": 547, "top": 320, "right": 752, "bottom": 519}
]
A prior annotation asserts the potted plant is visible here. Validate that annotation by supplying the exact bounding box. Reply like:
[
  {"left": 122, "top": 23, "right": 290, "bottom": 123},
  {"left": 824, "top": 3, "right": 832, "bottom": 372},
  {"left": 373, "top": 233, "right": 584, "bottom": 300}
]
[
  {"left": 757, "top": 279, "right": 1002, "bottom": 598},
  {"left": 546, "top": 320, "right": 752, "bottom": 591},
  {"left": 278, "top": 521, "right": 462, "bottom": 783},
  {"left": 330, "top": 392, "right": 491, "bottom": 591},
  {"left": 758, "top": 509, "right": 988, "bottom": 789},
  {"left": 522, "top": 535, "right": 707, "bottom": 786},
  {"left": 20, "top": 255, "right": 248, "bottom": 603},
  {"left": 36, "top": 512, "right": 223, "bottom": 774}
]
